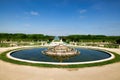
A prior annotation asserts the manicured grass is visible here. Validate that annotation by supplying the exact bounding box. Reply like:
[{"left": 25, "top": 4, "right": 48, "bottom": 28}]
[{"left": 0, "top": 48, "right": 120, "bottom": 68}]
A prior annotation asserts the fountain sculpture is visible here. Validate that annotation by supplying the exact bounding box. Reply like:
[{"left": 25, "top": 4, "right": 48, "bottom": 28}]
[{"left": 43, "top": 36, "right": 80, "bottom": 62}]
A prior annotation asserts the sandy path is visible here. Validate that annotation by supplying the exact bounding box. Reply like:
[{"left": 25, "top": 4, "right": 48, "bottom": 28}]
[{"left": 0, "top": 46, "right": 120, "bottom": 80}]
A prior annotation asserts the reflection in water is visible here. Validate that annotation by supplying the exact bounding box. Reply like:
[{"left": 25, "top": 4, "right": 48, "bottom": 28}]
[{"left": 44, "top": 54, "right": 79, "bottom": 62}]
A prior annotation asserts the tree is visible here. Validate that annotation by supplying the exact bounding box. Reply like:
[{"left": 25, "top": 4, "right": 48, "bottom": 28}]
[{"left": 116, "top": 39, "right": 120, "bottom": 44}]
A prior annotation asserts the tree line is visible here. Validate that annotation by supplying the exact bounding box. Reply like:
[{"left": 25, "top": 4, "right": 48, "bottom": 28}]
[
  {"left": 0, "top": 33, "right": 120, "bottom": 44},
  {"left": 60, "top": 35, "right": 120, "bottom": 44},
  {"left": 0, "top": 33, "right": 54, "bottom": 42}
]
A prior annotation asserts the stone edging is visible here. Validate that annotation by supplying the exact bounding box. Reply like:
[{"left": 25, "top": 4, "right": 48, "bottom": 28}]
[{"left": 7, "top": 48, "right": 115, "bottom": 65}]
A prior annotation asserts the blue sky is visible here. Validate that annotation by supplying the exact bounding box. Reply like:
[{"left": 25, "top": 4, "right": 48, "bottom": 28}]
[{"left": 0, "top": 0, "right": 120, "bottom": 36}]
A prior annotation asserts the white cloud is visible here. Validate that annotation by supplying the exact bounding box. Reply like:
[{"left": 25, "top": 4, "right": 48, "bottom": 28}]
[
  {"left": 80, "top": 9, "right": 87, "bottom": 14},
  {"left": 30, "top": 11, "right": 39, "bottom": 16},
  {"left": 24, "top": 11, "right": 39, "bottom": 16}
]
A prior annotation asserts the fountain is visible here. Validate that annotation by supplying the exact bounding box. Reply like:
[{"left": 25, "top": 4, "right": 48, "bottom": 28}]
[
  {"left": 43, "top": 37, "right": 80, "bottom": 62},
  {"left": 7, "top": 36, "right": 114, "bottom": 65}
]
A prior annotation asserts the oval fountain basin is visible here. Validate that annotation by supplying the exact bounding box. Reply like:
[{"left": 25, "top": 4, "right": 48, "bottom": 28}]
[{"left": 9, "top": 48, "right": 112, "bottom": 63}]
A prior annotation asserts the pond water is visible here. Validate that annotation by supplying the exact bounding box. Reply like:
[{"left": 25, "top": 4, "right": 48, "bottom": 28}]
[{"left": 10, "top": 48, "right": 111, "bottom": 62}]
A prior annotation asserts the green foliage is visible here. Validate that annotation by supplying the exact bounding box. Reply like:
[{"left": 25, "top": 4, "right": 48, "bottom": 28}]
[
  {"left": 104, "top": 44, "right": 119, "bottom": 48},
  {"left": 0, "top": 33, "right": 120, "bottom": 43},
  {"left": 0, "top": 33, "right": 54, "bottom": 41},
  {"left": 61, "top": 35, "right": 120, "bottom": 42},
  {"left": 0, "top": 43, "right": 9, "bottom": 47},
  {"left": 116, "top": 39, "right": 120, "bottom": 44}
]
